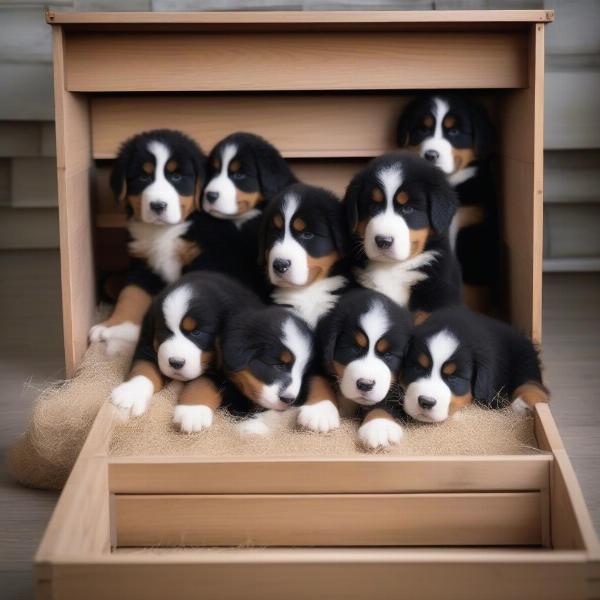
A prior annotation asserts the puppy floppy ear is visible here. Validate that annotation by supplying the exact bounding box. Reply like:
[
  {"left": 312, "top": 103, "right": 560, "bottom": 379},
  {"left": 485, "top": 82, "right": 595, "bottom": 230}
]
[
  {"left": 316, "top": 310, "right": 342, "bottom": 374},
  {"left": 470, "top": 100, "right": 494, "bottom": 161},
  {"left": 192, "top": 152, "right": 207, "bottom": 211},
  {"left": 221, "top": 313, "right": 256, "bottom": 373},
  {"left": 253, "top": 137, "right": 297, "bottom": 200},
  {"left": 343, "top": 171, "right": 364, "bottom": 235},
  {"left": 471, "top": 347, "right": 495, "bottom": 402},
  {"left": 256, "top": 208, "right": 271, "bottom": 268},
  {"left": 110, "top": 144, "right": 131, "bottom": 207},
  {"left": 396, "top": 97, "right": 419, "bottom": 148},
  {"left": 426, "top": 172, "right": 458, "bottom": 234}
]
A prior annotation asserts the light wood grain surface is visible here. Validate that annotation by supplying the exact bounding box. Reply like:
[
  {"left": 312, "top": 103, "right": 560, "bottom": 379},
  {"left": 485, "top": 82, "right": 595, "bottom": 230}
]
[{"left": 0, "top": 251, "right": 598, "bottom": 598}]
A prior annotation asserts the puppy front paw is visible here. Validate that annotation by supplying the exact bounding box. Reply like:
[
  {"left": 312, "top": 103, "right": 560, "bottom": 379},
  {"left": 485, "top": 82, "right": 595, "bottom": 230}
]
[
  {"left": 297, "top": 400, "right": 340, "bottom": 433},
  {"left": 110, "top": 375, "right": 154, "bottom": 418},
  {"left": 358, "top": 418, "right": 403, "bottom": 450},
  {"left": 173, "top": 404, "right": 213, "bottom": 433},
  {"left": 510, "top": 397, "right": 532, "bottom": 415},
  {"left": 237, "top": 415, "right": 270, "bottom": 436}
]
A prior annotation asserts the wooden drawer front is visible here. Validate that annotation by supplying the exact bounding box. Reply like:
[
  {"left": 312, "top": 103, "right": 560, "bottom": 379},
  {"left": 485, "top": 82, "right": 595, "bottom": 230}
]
[
  {"left": 115, "top": 492, "right": 543, "bottom": 548},
  {"left": 65, "top": 31, "right": 528, "bottom": 92}
]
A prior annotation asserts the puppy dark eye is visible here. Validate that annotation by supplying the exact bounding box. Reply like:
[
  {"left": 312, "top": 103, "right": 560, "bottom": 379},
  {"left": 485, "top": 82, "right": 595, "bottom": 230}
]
[
  {"left": 139, "top": 173, "right": 151, "bottom": 182},
  {"left": 402, "top": 205, "right": 414, "bottom": 215},
  {"left": 190, "top": 328, "right": 201, "bottom": 336},
  {"left": 231, "top": 172, "right": 245, "bottom": 181},
  {"left": 170, "top": 172, "right": 182, "bottom": 182},
  {"left": 448, "top": 128, "right": 460, "bottom": 136},
  {"left": 299, "top": 231, "right": 314, "bottom": 241}
]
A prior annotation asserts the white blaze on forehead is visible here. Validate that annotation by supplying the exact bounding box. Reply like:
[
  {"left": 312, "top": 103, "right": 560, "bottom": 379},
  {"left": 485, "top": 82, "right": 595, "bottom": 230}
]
[
  {"left": 419, "top": 97, "right": 455, "bottom": 175},
  {"left": 281, "top": 192, "right": 299, "bottom": 229},
  {"left": 203, "top": 143, "right": 239, "bottom": 217},
  {"left": 141, "top": 140, "right": 182, "bottom": 225},
  {"left": 427, "top": 328, "right": 459, "bottom": 368},
  {"left": 359, "top": 300, "right": 390, "bottom": 347},
  {"left": 162, "top": 284, "right": 192, "bottom": 333},
  {"left": 432, "top": 97, "right": 450, "bottom": 140},
  {"left": 281, "top": 317, "right": 311, "bottom": 397},
  {"left": 220, "top": 143, "right": 238, "bottom": 173},
  {"left": 377, "top": 164, "right": 404, "bottom": 211}
]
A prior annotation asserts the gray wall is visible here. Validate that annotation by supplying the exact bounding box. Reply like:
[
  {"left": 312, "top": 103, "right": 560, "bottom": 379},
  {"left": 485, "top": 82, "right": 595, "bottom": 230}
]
[{"left": 1, "top": 0, "right": 598, "bottom": 271}]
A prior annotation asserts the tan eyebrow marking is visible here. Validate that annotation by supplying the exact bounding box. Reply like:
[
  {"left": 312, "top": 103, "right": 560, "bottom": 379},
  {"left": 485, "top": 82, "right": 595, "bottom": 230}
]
[
  {"left": 181, "top": 316, "right": 197, "bottom": 332},
  {"left": 273, "top": 214, "right": 284, "bottom": 229},
  {"left": 354, "top": 331, "right": 368, "bottom": 348},
  {"left": 292, "top": 217, "right": 306, "bottom": 232},
  {"left": 371, "top": 187, "right": 384, "bottom": 203},
  {"left": 395, "top": 191, "right": 409, "bottom": 205},
  {"left": 443, "top": 115, "right": 457, "bottom": 128},
  {"left": 229, "top": 160, "right": 241, "bottom": 173},
  {"left": 418, "top": 353, "right": 430, "bottom": 368},
  {"left": 376, "top": 338, "right": 390, "bottom": 353},
  {"left": 443, "top": 362, "right": 457, "bottom": 375},
  {"left": 280, "top": 350, "right": 293, "bottom": 364},
  {"left": 142, "top": 161, "right": 154, "bottom": 174},
  {"left": 166, "top": 160, "right": 178, "bottom": 173},
  {"left": 423, "top": 115, "right": 434, "bottom": 128}
]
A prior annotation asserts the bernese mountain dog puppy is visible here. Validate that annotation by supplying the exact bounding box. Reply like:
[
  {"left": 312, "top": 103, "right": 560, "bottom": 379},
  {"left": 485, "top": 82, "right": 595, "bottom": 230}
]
[
  {"left": 220, "top": 305, "right": 313, "bottom": 435},
  {"left": 318, "top": 289, "right": 412, "bottom": 449},
  {"left": 259, "top": 183, "right": 352, "bottom": 433},
  {"left": 90, "top": 129, "right": 207, "bottom": 353},
  {"left": 402, "top": 305, "right": 549, "bottom": 424},
  {"left": 344, "top": 152, "right": 461, "bottom": 317},
  {"left": 110, "top": 271, "right": 261, "bottom": 432},
  {"left": 397, "top": 94, "right": 500, "bottom": 312}
]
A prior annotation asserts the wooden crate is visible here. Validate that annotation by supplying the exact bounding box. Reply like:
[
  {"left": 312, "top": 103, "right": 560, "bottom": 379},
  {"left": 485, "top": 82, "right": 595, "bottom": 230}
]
[{"left": 38, "top": 9, "right": 600, "bottom": 599}]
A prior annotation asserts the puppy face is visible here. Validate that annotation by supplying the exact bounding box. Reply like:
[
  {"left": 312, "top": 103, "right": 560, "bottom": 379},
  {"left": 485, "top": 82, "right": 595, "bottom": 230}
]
[
  {"left": 110, "top": 130, "right": 205, "bottom": 226},
  {"left": 344, "top": 153, "right": 457, "bottom": 263},
  {"left": 154, "top": 284, "right": 218, "bottom": 381},
  {"left": 262, "top": 184, "right": 346, "bottom": 288},
  {"left": 202, "top": 132, "right": 295, "bottom": 219},
  {"left": 397, "top": 95, "right": 492, "bottom": 176},
  {"left": 223, "top": 308, "right": 313, "bottom": 410},
  {"left": 402, "top": 328, "right": 473, "bottom": 423},
  {"left": 320, "top": 290, "right": 411, "bottom": 406}
]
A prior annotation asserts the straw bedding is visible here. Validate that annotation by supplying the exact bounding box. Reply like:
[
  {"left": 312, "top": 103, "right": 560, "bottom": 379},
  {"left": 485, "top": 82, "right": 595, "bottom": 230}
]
[{"left": 9, "top": 342, "right": 541, "bottom": 490}]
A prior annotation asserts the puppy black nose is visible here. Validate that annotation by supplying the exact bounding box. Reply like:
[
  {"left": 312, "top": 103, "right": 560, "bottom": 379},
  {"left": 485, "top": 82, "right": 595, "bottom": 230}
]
[
  {"left": 424, "top": 150, "right": 439, "bottom": 163},
  {"left": 168, "top": 357, "right": 185, "bottom": 370},
  {"left": 356, "top": 378, "right": 375, "bottom": 392},
  {"left": 418, "top": 395, "right": 437, "bottom": 410},
  {"left": 205, "top": 191, "right": 219, "bottom": 204},
  {"left": 375, "top": 235, "right": 394, "bottom": 249},
  {"left": 273, "top": 258, "right": 291, "bottom": 274},
  {"left": 150, "top": 201, "right": 167, "bottom": 214}
]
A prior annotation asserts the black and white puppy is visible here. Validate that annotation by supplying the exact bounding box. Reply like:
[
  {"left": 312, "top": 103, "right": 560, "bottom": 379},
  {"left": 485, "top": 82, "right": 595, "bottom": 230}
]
[
  {"left": 202, "top": 132, "right": 297, "bottom": 225},
  {"left": 344, "top": 152, "right": 462, "bottom": 315},
  {"left": 318, "top": 289, "right": 412, "bottom": 449},
  {"left": 397, "top": 94, "right": 500, "bottom": 310},
  {"left": 220, "top": 305, "right": 313, "bottom": 435},
  {"left": 111, "top": 271, "right": 261, "bottom": 432},
  {"left": 260, "top": 183, "right": 351, "bottom": 329},
  {"left": 402, "top": 306, "right": 549, "bottom": 424},
  {"left": 90, "top": 129, "right": 206, "bottom": 352}
]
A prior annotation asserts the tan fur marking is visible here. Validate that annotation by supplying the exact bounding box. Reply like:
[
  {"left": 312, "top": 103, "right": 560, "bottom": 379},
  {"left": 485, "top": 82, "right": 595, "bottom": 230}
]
[
  {"left": 443, "top": 362, "right": 457, "bottom": 375},
  {"left": 362, "top": 407, "right": 397, "bottom": 426},
  {"left": 178, "top": 194, "right": 195, "bottom": 220},
  {"left": 194, "top": 178, "right": 203, "bottom": 211},
  {"left": 177, "top": 376, "right": 222, "bottom": 409},
  {"left": 229, "top": 159, "right": 241, "bottom": 173},
  {"left": 200, "top": 350, "right": 215, "bottom": 371},
  {"left": 414, "top": 311, "right": 430, "bottom": 326},
  {"left": 423, "top": 115, "right": 434, "bottom": 129},
  {"left": 211, "top": 158, "right": 220, "bottom": 171},
  {"left": 417, "top": 353, "right": 430, "bottom": 368},
  {"left": 166, "top": 160, "right": 178, "bottom": 173},
  {"left": 273, "top": 213, "right": 284, "bottom": 229},
  {"left": 409, "top": 227, "right": 430, "bottom": 257},
  {"left": 355, "top": 219, "right": 367, "bottom": 237},
  {"left": 292, "top": 217, "right": 306, "bottom": 232},
  {"left": 452, "top": 146, "right": 476, "bottom": 172},
  {"left": 306, "top": 249, "right": 340, "bottom": 283},
  {"left": 280, "top": 350, "right": 293, "bottom": 365},
  {"left": 181, "top": 316, "right": 197, "bottom": 333},
  {"left": 354, "top": 331, "right": 368, "bottom": 348},
  {"left": 142, "top": 162, "right": 154, "bottom": 175},
  {"left": 130, "top": 359, "right": 163, "bottom": 393},
  {"left": 376, "top": 338, "right": 390, "bottom": 353},
  {"left": 395, "top": 191, "right": 409, "bottom": 205},
  {"left": 229, "top": 368, "right": 266, "bottom": 406},
  {"left": 449, "top": 392, "right": 473, "bottom": 415},
  {"left": 331, "top": 360, "right": 345, "bottom": 380},
  {"left": 512, "top": 382, "right": 550, "bottom": 408},
  {"left": 177, "top": 239, "right": 201, "bottom": 266},
  {"left": 100, "top": 284, "right": 152, "bottom": 329},
  {"left": 304, "top": 375, "right": 338, "bottom": 407},
  {"left": 235, "top": 189, "right": 262, "bottom": 215},
  {"left": 443, "top": 115, "right": 457, "bottom": 129},
  {"left": 371, "top": 187, "right": 384, "bottom": 203},
  {"left": 126, "top": 194, "right": 143, "bottom": 220}
]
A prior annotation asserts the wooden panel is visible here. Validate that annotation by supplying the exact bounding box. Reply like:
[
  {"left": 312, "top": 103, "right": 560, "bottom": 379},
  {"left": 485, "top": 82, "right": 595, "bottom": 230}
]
[
  {"left": 108, "top": 455, "right": 551, "bottom": 495},
  {"left": 65, "top": 31, "right": 528, "bottom": 92},
  {"left": 115, "top": 492, "right": 542, "bottom": 547},
  {"left": 91, "top": 94, "right": 405, "bottom": 159}
]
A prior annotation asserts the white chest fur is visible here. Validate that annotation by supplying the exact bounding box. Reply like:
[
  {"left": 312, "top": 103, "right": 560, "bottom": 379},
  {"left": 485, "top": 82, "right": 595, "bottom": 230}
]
[
  {"left": 128, "top": 221, "right": 191, "bottom": 284},
  {"left": 272, "top": 275, "right": 347, "bottom": 329},
  {"left": 355, "top": 251, "right": 438, "bottom": 307}
]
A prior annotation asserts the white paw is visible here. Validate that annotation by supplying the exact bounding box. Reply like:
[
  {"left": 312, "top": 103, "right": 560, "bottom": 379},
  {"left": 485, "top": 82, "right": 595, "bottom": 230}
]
[
  {"left": 511, "top": 397, "right": 532, "bottom": 415},
  {"left": 89, "top": 322, "right": 140, "bottom": 355},
  {"left": 173, "top": 404, "right": 213, "bottom": 433},
  {"left": 89, "top": 323, "right": 109, "bottom": 344},
  {"left": 358, "top": 418, "right": 403, "bottom": 450},
  {"left": 297, "top": 400, "right": 341, "bottom": 433},
  {"left": 110, "top": 375, "right": 154, "bottom": 418},
  {"left": 237, "top": 415, "right": 270, "bottom": 436}
]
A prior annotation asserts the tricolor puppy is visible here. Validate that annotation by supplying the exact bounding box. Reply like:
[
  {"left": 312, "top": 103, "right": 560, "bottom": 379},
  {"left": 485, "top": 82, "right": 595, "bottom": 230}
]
[
  {"left": 203, "top": 132, "right": 297, "bottom": 224},
  {"left": 220, "top": 306, "right": 313, "bottom": 435},
  {"left": 318, "top": 289, "right": 412, "bottom": 449},
  {"left": 344, "top": 152, "right": 462, "bottom": 314},
  {"left": 89, "top": 129, "right": 206, "bottom": 353},
  {"left": 260, "top": 183, "right": 350, "bottom": 329},
  {"left": 402, "top": 306, "right": 549, "bottom": 424},
  {"left": 397, "top": 95, "right": 499, "bottom": 311},
  {"left": 111, "top": 271, "right": 261, "bottom": 433}
]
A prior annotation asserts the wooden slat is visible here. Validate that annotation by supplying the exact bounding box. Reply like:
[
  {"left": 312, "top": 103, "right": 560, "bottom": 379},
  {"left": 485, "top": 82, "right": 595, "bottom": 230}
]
[
  {"left": 65, "top": 31, "right": 528, "bottom": 92},
  {"left": 91, "top": 94, "right": 406, "bottom": 159},
  {"left": 108, "top": 455, "right": 551, "bottom": 495},
  {"left": 115, "top": 492, "right": 542, "bottom": 547}
]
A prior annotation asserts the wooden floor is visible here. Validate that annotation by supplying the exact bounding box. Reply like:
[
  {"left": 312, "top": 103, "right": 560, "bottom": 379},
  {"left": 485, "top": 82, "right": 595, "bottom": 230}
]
[{"left": 0, "top": 249, "right": 599, "bottom": 599}]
